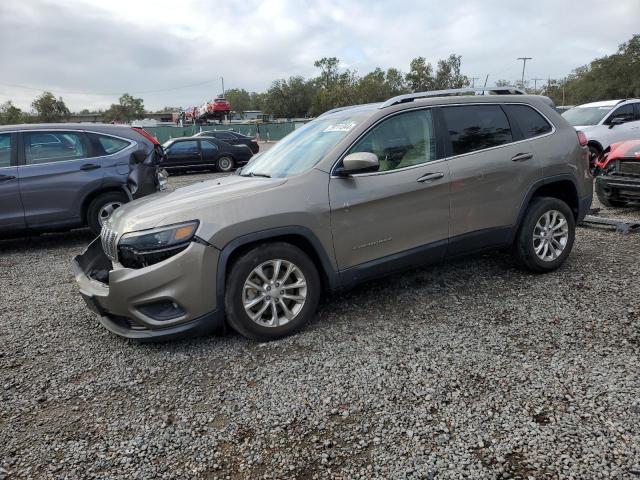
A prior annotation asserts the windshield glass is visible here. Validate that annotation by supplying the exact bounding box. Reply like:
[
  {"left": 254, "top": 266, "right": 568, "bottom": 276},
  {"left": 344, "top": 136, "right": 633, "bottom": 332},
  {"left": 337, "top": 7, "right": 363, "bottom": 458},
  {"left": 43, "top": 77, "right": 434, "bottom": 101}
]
[
  {"left": 241, "top": 110, "right": 372, "bottom": 178},
  {"left": 562, "top": 106, "right": 613, "bottom": 126}
]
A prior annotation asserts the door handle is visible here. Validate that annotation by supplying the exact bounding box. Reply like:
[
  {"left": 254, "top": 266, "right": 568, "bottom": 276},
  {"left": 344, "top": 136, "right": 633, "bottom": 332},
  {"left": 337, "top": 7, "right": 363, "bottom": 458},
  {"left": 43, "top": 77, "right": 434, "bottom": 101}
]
[
  {"left": 0, "top": 174, "right": 16, "bottom": 181},
  {"left": 80, "top": 163, "right": 101, "bottom": 171},
  {"left": 416, "top": 172, "right": 444, "bottom": 183},
  {"left": 511, "top": 153, "right": 533, "bottom": 162}
]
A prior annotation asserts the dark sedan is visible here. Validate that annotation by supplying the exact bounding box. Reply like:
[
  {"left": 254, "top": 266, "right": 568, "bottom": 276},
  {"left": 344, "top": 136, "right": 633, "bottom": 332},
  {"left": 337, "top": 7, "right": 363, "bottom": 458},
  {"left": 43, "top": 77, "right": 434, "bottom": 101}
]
[
  {"left": 161, "top": 137, "right": 252, "bottom": 173},
  {"left": 194, "top": 130, "right": 259, "bottom": 154}
]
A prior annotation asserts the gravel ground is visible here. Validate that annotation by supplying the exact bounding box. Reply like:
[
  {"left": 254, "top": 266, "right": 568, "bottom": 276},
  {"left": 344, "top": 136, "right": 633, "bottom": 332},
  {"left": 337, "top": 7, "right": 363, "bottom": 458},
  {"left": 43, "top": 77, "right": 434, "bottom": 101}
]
[{"left": 1, "top": 172, "right": 639, "bottom": 479}]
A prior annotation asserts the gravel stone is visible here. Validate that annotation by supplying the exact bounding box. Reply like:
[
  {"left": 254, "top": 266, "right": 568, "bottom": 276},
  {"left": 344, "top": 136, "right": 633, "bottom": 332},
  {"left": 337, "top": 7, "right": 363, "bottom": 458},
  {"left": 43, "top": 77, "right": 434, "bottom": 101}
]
[{"left": 0, "top": 172, "right": 639, "bottom": 479}]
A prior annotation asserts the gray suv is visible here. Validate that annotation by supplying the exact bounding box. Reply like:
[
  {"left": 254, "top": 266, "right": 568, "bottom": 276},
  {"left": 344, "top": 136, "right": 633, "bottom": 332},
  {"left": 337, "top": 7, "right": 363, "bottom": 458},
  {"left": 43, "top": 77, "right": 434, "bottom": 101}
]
[
  {"left": 0, "top": 124, "right": 165, "bottom": 236},
  {"left": 74, "top": 90, "right": 593, "bottom": 341}
]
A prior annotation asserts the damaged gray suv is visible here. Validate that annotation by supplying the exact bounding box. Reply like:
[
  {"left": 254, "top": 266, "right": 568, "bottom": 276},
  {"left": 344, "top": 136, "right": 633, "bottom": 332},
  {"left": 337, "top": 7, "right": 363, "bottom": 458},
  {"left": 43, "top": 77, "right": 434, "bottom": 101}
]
[{"left": 74, "top": 88, "right": 593, "bottom": 341}]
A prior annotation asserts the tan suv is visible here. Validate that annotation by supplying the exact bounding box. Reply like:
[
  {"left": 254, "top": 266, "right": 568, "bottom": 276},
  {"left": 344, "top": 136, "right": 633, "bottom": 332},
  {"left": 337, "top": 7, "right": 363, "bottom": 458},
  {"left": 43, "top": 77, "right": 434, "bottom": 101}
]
[{"left": 73, "top": 89, "right": 593, "bottom": 341}]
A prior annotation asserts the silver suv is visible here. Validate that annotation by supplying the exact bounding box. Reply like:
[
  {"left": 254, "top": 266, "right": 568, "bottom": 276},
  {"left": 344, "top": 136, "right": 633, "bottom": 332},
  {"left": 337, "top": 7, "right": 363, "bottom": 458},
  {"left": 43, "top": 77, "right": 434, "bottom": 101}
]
[
  {"left": 74, "top": 90, "right": 593, "bottom": 341},
  {"left": 562, "top": 99, "right": 640, "bottom": 159}
]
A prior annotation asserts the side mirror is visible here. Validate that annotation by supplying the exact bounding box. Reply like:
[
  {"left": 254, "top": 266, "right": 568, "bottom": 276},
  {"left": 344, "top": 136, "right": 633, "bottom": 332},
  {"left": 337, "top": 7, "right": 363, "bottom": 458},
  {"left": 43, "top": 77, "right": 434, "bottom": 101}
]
[
  {"left": 608, "top": 116, "right": 626, "bottom": 129},
  {"left": 336, "top": 152, "right": 379, "bottom": 176}
]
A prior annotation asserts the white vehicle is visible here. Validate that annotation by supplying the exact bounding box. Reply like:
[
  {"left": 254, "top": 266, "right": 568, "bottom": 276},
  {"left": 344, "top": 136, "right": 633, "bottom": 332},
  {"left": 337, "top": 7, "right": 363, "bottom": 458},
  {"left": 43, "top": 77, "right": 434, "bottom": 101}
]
[{"left": 562, "top": 99, "right": 640, "bottom": 161}]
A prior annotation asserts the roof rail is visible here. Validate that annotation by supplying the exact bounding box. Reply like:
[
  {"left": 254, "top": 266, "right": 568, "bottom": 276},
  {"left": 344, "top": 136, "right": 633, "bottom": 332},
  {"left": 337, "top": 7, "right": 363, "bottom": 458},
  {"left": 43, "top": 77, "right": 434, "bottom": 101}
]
[{"left": 379, "top": 86, "right": 526, "bottom": 109}]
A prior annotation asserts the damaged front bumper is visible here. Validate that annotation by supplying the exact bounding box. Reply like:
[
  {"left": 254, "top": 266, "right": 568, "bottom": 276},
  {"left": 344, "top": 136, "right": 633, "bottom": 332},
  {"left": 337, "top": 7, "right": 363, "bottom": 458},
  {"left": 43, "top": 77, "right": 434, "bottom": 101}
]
[
  {"left": 596, "top": 173, "right": 640, "bottom": 205},
  {"left": 72, "top": 238, "right": 224, "bottom": 341}
]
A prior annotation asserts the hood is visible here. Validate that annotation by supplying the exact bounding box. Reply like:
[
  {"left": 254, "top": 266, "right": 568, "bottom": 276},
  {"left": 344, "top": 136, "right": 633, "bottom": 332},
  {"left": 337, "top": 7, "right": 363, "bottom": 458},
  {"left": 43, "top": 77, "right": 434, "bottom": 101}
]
[
  {"left": 108, "top": 175, "right": 286, "bottom": 234},
  {"left": 595, "top": 140, "right": 640, "bottom": 169}
]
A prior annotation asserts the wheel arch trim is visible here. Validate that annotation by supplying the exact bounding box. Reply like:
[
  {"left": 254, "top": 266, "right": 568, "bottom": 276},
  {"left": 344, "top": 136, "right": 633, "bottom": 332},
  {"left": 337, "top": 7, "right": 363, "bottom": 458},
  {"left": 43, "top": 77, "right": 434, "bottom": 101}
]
[{"left": 215, "top": 226, "right": 340, "bottom": 312}]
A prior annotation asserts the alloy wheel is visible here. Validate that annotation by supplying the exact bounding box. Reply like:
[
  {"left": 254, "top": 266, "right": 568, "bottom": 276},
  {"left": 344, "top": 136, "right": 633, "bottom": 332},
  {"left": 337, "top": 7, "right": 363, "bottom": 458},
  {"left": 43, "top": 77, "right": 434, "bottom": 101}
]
[
  {"left": 242, "top": 259, "right": 307, "bottom": 327},
  {"left": 533, "top": 210, "right": 569, "bottom": 262},
  {"left": 98, "top": 202, "right": 123, "bottom": 227}
]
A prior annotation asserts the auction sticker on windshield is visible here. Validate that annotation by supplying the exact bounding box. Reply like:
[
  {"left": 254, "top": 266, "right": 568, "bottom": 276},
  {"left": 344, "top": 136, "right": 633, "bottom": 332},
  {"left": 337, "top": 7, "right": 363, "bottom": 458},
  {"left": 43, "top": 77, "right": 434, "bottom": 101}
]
[{"left": 323, "top": 122, "right": 356, "bottom": 133}]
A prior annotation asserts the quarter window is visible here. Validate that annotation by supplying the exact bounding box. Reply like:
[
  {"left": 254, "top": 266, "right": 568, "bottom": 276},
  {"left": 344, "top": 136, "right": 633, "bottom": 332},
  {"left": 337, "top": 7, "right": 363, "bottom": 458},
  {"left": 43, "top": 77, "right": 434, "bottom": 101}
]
[
  {"left": 503, "top": 104, "right": 552, "bottom": 139},
  {"left": 0, "top": 134, "right": 11, "bottom": 167},
  {"left": 24, "top": 131, "right": 87, "bottom": 165},
  {"left": 347, "top": 109, "right": 436, "bottom": 172},
  {"left": 442, "top": 105, "right": 513, "bottom": 156},
  {"left": 96, "top": 135, "right": 130, "bottom": 154}
]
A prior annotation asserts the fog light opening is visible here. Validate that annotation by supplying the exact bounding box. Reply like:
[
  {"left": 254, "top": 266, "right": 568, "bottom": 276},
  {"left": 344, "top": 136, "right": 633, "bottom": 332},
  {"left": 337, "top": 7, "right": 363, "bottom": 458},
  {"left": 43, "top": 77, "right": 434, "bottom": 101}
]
[{"left": 137, "top": 300, "right": 186, "bottom": 321}]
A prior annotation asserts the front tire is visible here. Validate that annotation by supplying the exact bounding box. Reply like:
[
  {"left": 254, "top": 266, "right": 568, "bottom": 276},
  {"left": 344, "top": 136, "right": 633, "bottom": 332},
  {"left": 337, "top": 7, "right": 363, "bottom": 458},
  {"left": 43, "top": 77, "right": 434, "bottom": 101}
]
[
  {"left": 87, "top": 191, "right": 128, "bottom": 236},
  {"left": 217, "top": 156, "right": 235, "bottom": 172},
  {"left": 224, "top": 242, "right": 321, "bottom": 340},
  {"left": 512, "top": 197, "right": 575, "bottom": 273}
]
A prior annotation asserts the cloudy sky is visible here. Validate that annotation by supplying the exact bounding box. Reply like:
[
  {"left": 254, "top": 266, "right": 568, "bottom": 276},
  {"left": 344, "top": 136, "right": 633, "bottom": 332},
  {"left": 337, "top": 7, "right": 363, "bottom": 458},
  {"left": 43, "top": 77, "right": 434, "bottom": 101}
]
[{"left": 0, "top": 0, "right": 637, "bottom": 112}]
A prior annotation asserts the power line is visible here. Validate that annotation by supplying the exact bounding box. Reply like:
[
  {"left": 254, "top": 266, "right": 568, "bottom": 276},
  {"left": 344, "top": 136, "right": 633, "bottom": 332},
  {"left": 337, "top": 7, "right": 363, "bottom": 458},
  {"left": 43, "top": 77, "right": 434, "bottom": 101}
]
[{"left": 0, "top": 78, "right": 222, "bottom": 96}]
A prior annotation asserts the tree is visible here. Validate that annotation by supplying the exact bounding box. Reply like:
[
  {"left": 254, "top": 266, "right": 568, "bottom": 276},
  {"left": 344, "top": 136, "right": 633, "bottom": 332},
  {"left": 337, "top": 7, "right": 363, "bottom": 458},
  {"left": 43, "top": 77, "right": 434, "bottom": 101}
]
[
  {"left": 225, "top": 88, "right": 251, "bottom": 117},
  {"left": 385, "top": 68, "right": 409, "bottom": 96},
  {"left": 31, "top": 91, "right": 70, "bottom": 122},
  {"left": 314, "top": 57, "right": 340, "bottom": 90},
  {"left": 263, "top": 76, "right": 316, "bottom": 118},
  {"left": 0, "top": 101, "right": 25, "bottom": 125},
  {"left": 433, "top": 54, "right": 469, "bottom": 89},
  {"left": 406, "top": 57, "right": 434, "bottom": 92},
  {"left": 249, "top": 92, "right": 265, "bottom": 111},
  {"left": 542, "top": 34, "right": 640, "bottom": 105},
  {"left": 103, "top": 93, "right": 145, "bottom": 123}
]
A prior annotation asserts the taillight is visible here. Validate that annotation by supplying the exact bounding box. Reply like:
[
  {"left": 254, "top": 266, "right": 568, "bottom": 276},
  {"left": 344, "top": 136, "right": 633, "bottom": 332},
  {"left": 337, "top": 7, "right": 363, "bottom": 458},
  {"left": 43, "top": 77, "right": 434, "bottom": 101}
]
[
  {"left": 132, "top": 127, "right": 159, "bottom": 145},
  {"left": 576, "top": 130, "right": 588, "bottom": 147}
]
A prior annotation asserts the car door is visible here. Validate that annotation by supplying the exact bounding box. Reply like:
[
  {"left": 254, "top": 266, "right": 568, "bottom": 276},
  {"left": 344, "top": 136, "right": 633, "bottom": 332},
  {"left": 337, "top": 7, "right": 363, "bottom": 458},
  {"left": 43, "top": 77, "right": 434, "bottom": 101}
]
[
  {"left": 165, "top": 140, "right": 201, "bottom": 168},
  {"left": 329, "top": 108, "right": 450, "bottom": 280},
  {"left": 199, "top": 139, "right": 219, "bottom": 166},
  {"left": 442, "top": 104, "right": 544, "bottom": 254},
  {"left": 18, "top": 130, "right": 105, "bottom": 228},
  {"left": 0, "top": 132, "right": 26, "bottom": 230},
  {"left": 603, "top": 103, "right": 639, "bottom": 143}
]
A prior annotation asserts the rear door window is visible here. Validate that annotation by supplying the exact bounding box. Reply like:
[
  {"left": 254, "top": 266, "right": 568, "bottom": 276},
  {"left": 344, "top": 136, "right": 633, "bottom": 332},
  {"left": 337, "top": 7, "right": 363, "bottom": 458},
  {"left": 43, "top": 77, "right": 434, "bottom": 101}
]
[
  {"left": 214, "top": 132, "right": 236, "bottom": 140},
  {"left": 201, "top": 140, "right": 218, "bottom": 151},
  {"left": 442, "top": 105, "right": 513, "bottom": 156},
  {"left": 0, "top": 133, "right": 11, "bottom": 167},
  {"left": 24, "top": 131, "right": 88, "bottom": 164},
  {"left": 503, "top": 104, "right": 553, "bottom": 139}
]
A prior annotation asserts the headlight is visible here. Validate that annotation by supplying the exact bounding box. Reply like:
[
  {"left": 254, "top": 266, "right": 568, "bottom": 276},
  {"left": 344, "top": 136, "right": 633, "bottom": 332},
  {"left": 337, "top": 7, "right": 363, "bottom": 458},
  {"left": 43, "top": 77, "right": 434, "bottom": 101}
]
[{"left": 118, "top": 221, "right": 199, "bottom": 268}]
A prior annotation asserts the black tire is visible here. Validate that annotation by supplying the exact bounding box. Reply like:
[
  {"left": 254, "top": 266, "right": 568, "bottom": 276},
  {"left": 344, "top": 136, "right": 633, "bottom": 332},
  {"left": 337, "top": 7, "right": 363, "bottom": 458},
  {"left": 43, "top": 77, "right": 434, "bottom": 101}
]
[
  {"left": 86, "top": 191, "right": 128, "bottom": 236},
  {"left": 224, "top": 242, "right": 321, "bottom": 340},
  {"left": 217, "top": 156, "right": 235, "bottom": 172},
  {"left": 595, "top": 181, "right": 627, "bottom": 208},
  {"left": 512, "top": 197, "right": 575, "bottom": 273}
]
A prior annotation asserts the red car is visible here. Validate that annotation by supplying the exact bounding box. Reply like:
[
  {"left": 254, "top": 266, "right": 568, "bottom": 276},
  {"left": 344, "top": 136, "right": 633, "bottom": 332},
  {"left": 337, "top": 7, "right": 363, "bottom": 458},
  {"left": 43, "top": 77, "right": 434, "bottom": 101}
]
[
  {"left": 197, "top": 97, "right": 231, "bottom": 122},
  {"left": 595, "top": 140, "right": 640, "bottom": 207}
]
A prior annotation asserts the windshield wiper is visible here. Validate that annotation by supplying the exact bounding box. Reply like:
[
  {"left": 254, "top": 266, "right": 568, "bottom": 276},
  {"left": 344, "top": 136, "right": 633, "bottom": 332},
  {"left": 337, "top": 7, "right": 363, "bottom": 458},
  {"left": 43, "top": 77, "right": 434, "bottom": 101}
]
[{"left": 242, "top": 172, "right": 271, "bottom": 178}]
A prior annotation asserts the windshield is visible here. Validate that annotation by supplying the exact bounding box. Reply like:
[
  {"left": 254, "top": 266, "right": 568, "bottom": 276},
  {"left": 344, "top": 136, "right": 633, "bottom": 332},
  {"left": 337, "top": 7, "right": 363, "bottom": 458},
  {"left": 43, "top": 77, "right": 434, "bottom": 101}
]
[
  {"left": 562, "top": 106, "right": 613, "bottom": 126},
  {"left": 241, "top": 110, "right": 372, "bottom": 178}
]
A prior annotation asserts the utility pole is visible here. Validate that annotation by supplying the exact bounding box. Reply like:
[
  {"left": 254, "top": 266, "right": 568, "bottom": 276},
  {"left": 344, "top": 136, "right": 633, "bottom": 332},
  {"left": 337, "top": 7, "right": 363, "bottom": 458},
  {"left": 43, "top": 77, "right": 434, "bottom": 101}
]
[
  {"left": 470, "top": 77, "right": 480, "bottom": 88},
  {"left": 517, "top": 57, "right": 532, "bottom": 88},
  {"left": 220, "top": 76, "right": 225, "bottom": 97},
  {"left": 532, "top": 78, "right": 545, "bottom": 93}
]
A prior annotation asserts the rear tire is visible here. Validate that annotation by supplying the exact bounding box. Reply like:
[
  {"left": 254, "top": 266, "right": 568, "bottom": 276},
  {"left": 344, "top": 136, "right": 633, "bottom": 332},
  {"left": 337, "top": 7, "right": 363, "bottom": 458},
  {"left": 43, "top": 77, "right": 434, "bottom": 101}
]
[
  {"left": 87, "top": 191, "right": 128, "bottom": 236},
  {"left": 217, "top": 156, "right": 235, "bottom": 172},
  {"left": 512, "top": 197, "right": 575, "bottom": 273},
  {"left": 224, "top": 242, "right": 321, "bottom": 340}
]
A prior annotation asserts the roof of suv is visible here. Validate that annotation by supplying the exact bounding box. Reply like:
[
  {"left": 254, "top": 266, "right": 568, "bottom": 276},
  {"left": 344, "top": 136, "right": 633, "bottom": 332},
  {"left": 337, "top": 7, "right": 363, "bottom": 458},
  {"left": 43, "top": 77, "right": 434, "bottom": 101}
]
[
  {"left": 0, "top": 123, "right": 136, "bottom": 133},
  {"left": 575, "top": 99, "right": 639, "bottom": 108}
]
